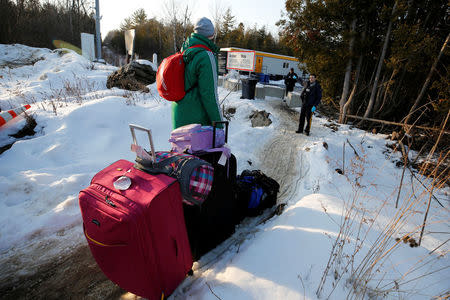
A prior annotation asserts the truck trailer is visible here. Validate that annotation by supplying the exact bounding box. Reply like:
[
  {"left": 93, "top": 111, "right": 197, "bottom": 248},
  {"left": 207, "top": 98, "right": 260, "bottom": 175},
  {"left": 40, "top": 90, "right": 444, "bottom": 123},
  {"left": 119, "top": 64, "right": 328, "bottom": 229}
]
[{"left": 219, "top": 47, "right": 306, "bottom": 81}]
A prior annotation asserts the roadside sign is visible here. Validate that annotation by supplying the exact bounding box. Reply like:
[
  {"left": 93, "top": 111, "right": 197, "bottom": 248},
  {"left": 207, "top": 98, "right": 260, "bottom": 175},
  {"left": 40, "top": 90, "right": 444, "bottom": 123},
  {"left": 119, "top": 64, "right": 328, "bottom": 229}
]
[{"left": 226, "top": 51, "right": 255, "bottom": 72}]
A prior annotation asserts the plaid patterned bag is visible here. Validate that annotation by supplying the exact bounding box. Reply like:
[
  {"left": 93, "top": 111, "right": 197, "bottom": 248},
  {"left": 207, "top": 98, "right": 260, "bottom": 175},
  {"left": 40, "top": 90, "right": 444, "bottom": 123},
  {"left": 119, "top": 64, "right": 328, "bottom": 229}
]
[{"left": 134, "top": 151, "right": 214, "bottom": 206}]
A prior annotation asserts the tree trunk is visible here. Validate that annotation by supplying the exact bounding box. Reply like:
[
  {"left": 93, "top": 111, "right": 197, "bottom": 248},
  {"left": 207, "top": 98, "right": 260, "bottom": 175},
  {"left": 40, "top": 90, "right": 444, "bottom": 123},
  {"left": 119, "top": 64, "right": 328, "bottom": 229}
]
[
  {"left": 404, "top": 32, "right": 450, "bottom": 125},
  {"left": 362, "top": 2, "right": 397, "bottom": 120},
  {"left": 376, "top": 67, "right": 398, "bottom": 115},
  {"left": 181, "top": 5, "right": 191, "bottom": 47},
  {"left": 391, "top": 67, "right": 406, "bottom": 104},
  {"left": 361, "top": 55, "right": 378, "bottom": 114},
  {"left": 172, "top": 22, "right": 177, "bottom": 53},
  {"left": 344, "top": 21, "right": 368, "bottom": 121},
  {"left": 163, "top": 0, "right": 178, "bottom": 53},
  {"left": 211, "top": 0, "right": 223, "bottom": 44},
  {"left": 342, "top": 54, "right": 363, "bottom": 122},
  {"left": 68, "top": 0, "right": 73, "bottom": 41},
  {"left": 339, "top": 18, "right": 357, "bottom": 123},
  {"left": 373, "top": 72, "right": 387, "bottom": 114},
  {"left": 158, "top": 23, "right": 162, "bottom": 53}
]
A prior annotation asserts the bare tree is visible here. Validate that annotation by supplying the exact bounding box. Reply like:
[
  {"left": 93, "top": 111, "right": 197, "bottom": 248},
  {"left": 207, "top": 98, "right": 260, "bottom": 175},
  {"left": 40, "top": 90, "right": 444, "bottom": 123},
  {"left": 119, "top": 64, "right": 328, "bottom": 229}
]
[
  {"left": 342, "top": 54, "right": 363, "bottom": 122},
  {"left": 209, "top": 0, "right": 224, "bottom": 43},
  {"left": 339, "top": 18, "right": 357, "bottom": 123},
  {"left": 362, "top": 2, "right": 397, "bottom": 120},
  {"left": 341, "top": 20, "right": 367, "bottom": 123},
  {"left": 375, "top": 67, "right": 399, "bottom": 116},
  {"left": 180, "top": 3, "right": 192, "bottom": 46},
  {"left": 163, "top": 0, "right": 179, "bottom": 53},
  {"left": 404, "top": 32, "right": 449, "bottom": 127}
]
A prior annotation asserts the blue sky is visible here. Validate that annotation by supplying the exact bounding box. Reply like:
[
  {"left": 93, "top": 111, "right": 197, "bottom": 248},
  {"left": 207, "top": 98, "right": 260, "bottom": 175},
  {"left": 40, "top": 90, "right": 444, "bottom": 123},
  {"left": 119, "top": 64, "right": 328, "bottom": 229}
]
[{"left": 100, "top": 0, "right": 287, "bottom": 38}]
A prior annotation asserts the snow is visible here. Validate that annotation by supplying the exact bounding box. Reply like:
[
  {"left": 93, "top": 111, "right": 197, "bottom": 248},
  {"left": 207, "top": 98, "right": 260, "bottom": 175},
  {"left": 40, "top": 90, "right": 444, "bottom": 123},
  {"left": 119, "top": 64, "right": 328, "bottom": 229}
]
[
  {"left": 1, "top": 44, "right": 449, "bottom": 299},
  {"left": 135, "top": 59, "right": 157, "bottom": 71}
]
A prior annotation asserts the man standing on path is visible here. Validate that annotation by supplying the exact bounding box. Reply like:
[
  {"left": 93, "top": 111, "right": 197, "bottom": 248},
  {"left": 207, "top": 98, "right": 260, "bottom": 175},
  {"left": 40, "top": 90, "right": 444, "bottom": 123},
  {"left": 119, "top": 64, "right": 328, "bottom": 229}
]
[
  {"left": 172, "top": 17, "right": 223, "bottom": 129},
  {"left": 296, "top": 74, "right": 322, "bottom": 136},
  {"left": 284, "top": 68, "right": 298, "bottom": 98}
]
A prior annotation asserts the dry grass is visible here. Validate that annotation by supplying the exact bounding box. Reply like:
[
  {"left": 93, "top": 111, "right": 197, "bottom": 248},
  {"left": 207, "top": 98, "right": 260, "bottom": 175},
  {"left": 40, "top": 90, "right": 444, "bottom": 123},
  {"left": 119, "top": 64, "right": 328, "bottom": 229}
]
[{"left": 317, "top": 121, "right": 449, "bottom": 299}]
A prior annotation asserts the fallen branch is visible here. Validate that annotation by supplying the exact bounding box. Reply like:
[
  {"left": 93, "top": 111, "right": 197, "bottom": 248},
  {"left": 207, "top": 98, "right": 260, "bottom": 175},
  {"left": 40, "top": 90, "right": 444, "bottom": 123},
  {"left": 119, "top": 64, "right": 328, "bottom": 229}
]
[
  {"left": 346, "top": 114, "right": 450, "bottom": 134},
  {"left": 346, "top": 139, "right": 360, "bottom": 158}
]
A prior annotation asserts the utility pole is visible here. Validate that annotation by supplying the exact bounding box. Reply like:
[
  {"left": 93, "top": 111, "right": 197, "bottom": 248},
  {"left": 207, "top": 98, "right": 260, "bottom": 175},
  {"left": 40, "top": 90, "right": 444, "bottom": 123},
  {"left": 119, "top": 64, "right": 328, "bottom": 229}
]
[{"left": 95, "top": 0, "right": 102, "bottom": 60}]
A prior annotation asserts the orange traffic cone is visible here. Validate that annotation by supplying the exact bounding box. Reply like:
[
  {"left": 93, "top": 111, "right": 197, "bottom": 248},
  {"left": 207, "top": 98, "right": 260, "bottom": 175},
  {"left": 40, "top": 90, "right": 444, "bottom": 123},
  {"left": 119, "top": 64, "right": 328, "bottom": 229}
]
[{"left": 0, "top": 104, "right": 31, "bottom": 127}]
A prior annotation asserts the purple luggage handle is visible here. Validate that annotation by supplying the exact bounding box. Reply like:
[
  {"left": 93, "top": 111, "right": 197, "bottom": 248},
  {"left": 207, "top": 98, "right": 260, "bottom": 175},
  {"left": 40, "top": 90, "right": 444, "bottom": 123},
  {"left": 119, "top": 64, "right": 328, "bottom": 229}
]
[
  {"left": 211, "top": 121, "right": 232, "bottom": 176},
  {"left": 212, "top": 121, "right": 229, "bottom": 148}
]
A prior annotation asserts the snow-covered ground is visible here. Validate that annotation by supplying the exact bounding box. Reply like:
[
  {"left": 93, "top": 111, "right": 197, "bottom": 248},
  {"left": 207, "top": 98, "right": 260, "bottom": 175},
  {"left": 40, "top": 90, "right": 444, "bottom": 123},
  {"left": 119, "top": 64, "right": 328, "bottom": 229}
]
[{"left": 0, "top": 44, "right": 448, "bottom": 299}]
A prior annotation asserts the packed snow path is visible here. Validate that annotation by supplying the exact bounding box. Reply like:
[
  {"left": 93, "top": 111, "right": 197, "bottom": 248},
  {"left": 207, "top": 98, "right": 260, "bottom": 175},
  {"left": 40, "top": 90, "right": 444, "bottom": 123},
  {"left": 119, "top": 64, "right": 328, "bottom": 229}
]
[
  {"left": 257, "top": 100, "right": 309, "bottom": 203},
  {"left": 0, "top": 100, "right": 310, "bottom": 299},
  {"left": 171, "top": 100, "right": 310, "bottom": 299}
]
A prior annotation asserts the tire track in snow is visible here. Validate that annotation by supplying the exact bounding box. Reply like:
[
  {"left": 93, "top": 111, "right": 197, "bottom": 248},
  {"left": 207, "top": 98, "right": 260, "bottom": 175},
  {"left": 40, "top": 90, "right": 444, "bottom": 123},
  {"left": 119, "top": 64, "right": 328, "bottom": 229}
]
[{"left": 257, "top": 100, "right": 309, "bottom": 205}]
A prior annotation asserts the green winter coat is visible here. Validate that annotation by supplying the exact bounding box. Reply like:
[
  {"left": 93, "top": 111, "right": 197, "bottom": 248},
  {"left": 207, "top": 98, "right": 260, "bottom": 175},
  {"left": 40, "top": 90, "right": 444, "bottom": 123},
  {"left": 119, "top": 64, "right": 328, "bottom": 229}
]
[{"left": 172, "top": 33, "right": 223, "bottom": 129}]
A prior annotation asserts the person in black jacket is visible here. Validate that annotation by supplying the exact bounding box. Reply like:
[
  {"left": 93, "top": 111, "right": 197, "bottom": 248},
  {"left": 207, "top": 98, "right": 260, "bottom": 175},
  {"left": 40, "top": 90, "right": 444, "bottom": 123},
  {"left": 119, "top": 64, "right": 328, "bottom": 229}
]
[
  {"left": 284, "top": 68, "right": 298, "bottom": 97},
  {"left": 296, "top": 74, "right": 322, "bottom": 135}
]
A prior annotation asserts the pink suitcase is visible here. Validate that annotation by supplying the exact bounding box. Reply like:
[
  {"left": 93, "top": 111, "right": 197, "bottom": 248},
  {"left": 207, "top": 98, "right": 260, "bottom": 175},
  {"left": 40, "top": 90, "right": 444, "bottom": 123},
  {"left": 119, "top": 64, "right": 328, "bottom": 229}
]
[
  {"left": 79, "top": 125, "right": 192, "bottom": 299},
  {"left": 169, "top": 123, "right": 226, "bottom": 154}
]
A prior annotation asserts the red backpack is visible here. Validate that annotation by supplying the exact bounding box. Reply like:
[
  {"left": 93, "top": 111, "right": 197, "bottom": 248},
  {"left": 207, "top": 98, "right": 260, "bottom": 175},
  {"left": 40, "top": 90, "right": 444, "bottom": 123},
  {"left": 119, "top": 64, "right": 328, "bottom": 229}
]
[{"left": 156, "top": 45, "right": 212, "bottom": 101}]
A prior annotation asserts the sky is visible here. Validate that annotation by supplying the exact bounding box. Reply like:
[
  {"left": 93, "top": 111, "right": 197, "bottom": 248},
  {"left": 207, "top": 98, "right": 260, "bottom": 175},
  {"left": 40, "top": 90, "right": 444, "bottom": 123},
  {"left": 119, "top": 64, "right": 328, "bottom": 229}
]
[
  {"left": 99, "top": 0, "right": 287, "bottom": 38},
  {"left": 0, "top": 44, "right": 449, "bottom": 299}
]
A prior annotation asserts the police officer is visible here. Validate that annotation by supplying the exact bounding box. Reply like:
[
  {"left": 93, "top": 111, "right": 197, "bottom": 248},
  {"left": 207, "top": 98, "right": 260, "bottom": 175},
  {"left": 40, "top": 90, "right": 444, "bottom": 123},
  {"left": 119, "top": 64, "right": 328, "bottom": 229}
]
[
  {"left": 284, "top": 68, "right": 298, "bottom": 97},
  {"left": 296, "top": 74, "right": 322, "bottom": 135}
]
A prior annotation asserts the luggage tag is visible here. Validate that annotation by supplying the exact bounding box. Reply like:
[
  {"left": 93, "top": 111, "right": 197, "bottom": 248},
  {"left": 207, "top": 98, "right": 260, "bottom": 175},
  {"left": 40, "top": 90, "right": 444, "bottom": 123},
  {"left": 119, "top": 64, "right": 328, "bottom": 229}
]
[
  {"left": 115, "top": 143, "right": 155, "bottom": 191},
  {"left": 120, "top": 124, "right": 157, "bottom": 190},
  {"left": 218, "top": 152, "right": 227, "bottom": 166},
  {"left": 217, "top": 144, "right": 231, "bottom": 166},
  {"left": 131, "top": 143, "right": 153, "bottom": 161}
]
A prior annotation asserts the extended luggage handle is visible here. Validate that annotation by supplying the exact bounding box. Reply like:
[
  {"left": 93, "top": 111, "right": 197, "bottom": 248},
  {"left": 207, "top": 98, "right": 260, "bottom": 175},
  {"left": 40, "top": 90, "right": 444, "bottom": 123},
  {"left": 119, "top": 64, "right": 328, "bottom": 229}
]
[
  {"left": 129, "top": 124, "right": 156, "bottom": 163},
  {"left": 212, "top": 121, "right": 229, "bottom": 148}
]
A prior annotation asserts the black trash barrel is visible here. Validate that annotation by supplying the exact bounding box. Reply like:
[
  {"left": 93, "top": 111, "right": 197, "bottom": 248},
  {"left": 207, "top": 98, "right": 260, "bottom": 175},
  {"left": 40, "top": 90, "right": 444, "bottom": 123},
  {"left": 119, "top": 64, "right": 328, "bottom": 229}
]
[{"left": 241, "top": 78, "right": 258, "bottom": 99}]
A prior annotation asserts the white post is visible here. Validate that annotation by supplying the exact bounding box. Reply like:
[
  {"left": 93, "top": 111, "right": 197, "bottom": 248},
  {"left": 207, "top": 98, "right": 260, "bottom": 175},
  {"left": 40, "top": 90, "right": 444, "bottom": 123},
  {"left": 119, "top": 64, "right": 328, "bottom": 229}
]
[
  {"left": 81, "top": 33, "right": 95, "bottom": 61},
  {"left": 152, "top": 53, "right": 158, "bottom": 67}
]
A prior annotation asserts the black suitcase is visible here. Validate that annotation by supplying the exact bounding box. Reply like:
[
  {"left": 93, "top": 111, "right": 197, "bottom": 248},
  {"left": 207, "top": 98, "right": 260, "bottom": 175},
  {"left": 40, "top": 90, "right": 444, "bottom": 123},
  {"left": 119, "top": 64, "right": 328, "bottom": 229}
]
[{"left": 183, "top": 121, "right": 238, "bottom": 260}]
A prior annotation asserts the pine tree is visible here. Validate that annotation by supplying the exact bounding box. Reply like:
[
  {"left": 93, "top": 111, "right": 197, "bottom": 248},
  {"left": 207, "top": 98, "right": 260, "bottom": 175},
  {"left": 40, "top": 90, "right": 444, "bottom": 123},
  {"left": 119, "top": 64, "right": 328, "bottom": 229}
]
[
  {"left": 132, "top": 8, "right": 147, "bottom": 26},
  {"left": 220, "top": 8, "right": 236, "bottom": 46},
  {"left": 227, "top": 22, "right": 245, "bottom": 48}
]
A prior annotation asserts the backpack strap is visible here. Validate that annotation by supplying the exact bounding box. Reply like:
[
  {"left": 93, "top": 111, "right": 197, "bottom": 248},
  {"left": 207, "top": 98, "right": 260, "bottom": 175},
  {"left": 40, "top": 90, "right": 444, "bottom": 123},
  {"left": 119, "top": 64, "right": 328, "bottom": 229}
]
[
  {"left": 183, "top": 44, "right": 212, "bottom": 54},
  {"left": 183, "top": 44, "right": 213, "bottom": 94}
]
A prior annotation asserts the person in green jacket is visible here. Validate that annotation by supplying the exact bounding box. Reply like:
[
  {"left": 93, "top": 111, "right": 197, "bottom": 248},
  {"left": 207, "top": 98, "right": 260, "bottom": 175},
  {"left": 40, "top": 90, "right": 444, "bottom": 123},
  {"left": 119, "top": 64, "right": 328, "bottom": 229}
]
[{"left": 172, "top": 17, "right": 223, "bottom": 129}]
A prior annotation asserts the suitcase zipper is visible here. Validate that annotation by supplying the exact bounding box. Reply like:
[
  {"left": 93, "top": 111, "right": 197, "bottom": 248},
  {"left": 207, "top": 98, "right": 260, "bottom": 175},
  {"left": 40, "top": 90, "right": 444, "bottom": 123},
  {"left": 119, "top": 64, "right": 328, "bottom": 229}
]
[
  {"left": 81, "top": 188, "right": 144, "bottom": 251},
  {"left": 82, "top": 185, "right": 147, "bottom": 251},
  {"left": 83, "top": 225, "right": 127, "bottom": 247},
  {"left": 83, "top": 186, "right": 131, "bottom": 216},
  {"left": 105, "top": 196, "right": 116, "bottom": 207}
]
